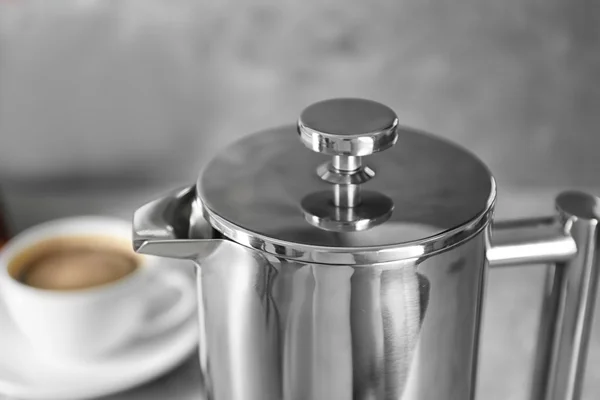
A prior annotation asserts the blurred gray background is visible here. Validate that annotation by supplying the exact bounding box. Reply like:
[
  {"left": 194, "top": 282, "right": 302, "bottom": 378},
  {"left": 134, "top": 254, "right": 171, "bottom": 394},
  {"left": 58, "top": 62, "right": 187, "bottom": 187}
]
[
  {"left": 0, "top": 1, "right": 599, "bottom": 400},
  {"left": 1, "top": 0, "right": 599, "bottom": 189}
]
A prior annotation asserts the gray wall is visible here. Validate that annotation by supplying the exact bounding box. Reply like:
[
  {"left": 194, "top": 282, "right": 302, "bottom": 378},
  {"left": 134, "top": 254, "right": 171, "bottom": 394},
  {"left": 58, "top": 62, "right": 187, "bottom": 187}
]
[{"left": 1, "top": 0, "right": 599, "bottom": 191}]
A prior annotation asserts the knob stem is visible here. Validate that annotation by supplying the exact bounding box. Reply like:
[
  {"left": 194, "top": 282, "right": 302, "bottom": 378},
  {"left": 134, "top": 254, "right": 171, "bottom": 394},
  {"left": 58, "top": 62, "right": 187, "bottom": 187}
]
[
  {"left": 298, "top": 98, "right": 399, "bottom": 210},
  {"left": 334, "top": 184, "right": 360, "bottom": 208},
  {"left": 332, "top": 155, "right": 362, "bottom": 172},
  {"left": 331, "top": 156, "right": 362, "bottom": 207}
]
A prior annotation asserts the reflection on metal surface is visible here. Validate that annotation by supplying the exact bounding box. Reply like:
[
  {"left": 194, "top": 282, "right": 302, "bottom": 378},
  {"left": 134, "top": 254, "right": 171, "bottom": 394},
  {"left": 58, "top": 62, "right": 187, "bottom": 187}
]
[
  {"left": 199, "top": 120, "right": 495, "bottom": 256},
  {"left": 133, "top": 186, "right": 600, "bottom": 400},
  {"left": 195, "top": 243, "right": 486, "bottom": 400},
  {"left": 316, "top": 160, "right": 375, "bottom": 185},
  {"left": 133, "top": 186, "right": 486, "bottom": 399},
  {"left": 489, "top": 191, "right": 600, "bottom": 400},
  {"left": 198, "top": 121, "right": 497, "bottom": 262},
  {"left": 132, "top": 185, "right": 194, "bottom": 249},
  {"left": 203, "top": 200, "right": 493, "bottom": 265},
  {"left": 130, "top": 98, "right": 600, "bottom": 400},
  {"left": 530, "top": 191, "right": 600, "bottom": 400},
  {"left": 301, "top": 190, "right": 394, "bottom": 232},
  {"left": 299, "top": 99, "right": 398, "bottom": 226},
  {"left": 300, "top": 99, "right": 397, "bottom": 206},
  {"left": 297, "top": 98, "right": 399, "bottom": 157},
  {"left": 132, "top": 185, "right": 224, "bottom": 260},
  {"left": 487, "top": 217, "right": 577, "bottom": 267}
]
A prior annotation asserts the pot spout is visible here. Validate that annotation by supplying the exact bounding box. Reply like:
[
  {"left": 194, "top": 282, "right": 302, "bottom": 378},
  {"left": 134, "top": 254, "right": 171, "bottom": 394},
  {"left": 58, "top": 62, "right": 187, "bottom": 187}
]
[{"left": 132, "top": 185, "right": 224, "bottom": 261}]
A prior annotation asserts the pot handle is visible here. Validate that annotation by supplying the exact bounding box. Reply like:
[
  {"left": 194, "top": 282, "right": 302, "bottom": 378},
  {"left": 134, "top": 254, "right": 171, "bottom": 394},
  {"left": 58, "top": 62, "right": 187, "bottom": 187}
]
[
  {"left": 488, "top": 191, "right": 600, "bottom": 400},
  {"left": 133, "top": 185, "right": 223, "bottom": 260}
]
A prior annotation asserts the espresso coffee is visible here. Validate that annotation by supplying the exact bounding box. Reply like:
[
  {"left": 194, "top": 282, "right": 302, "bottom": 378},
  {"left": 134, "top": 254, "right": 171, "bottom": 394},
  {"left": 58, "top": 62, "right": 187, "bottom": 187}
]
[{"left": 8, "top": 236, "right": 139, "bottom": 290}]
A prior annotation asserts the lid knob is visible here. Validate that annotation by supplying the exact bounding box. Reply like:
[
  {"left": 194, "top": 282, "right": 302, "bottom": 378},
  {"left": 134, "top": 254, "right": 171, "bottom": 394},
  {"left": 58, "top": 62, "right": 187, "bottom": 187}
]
[
  {"left": 298, "top": 98, "right": 398, "bottom": 208},
  {"left": 298, "top": 98, "right": 399, "bottom": 157},
  {"left": 297, "top": 98, "right": 398, "bottom": 232}
]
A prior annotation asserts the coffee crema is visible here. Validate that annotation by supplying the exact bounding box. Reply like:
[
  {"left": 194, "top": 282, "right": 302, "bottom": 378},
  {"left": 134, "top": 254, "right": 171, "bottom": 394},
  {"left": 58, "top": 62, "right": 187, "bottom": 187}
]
[{"left": 8, "top": 236, "right": 140, "bottom": 291}]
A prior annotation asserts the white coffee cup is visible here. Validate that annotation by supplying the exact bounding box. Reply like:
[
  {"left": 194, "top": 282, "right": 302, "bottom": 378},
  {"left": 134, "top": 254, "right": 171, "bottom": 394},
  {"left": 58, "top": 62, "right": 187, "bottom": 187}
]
[{"left": 0, "top": 216, "right": 196, "bottom": 361}]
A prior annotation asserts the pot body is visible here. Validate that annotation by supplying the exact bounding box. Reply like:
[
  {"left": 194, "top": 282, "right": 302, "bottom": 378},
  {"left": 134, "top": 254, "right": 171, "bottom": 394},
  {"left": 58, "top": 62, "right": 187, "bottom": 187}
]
[
  {"left": 134, "top": 186, "right": 600, "bottom": 400},
  {"left": 193, "top": 225, "right": 488, "bottom": 400}
]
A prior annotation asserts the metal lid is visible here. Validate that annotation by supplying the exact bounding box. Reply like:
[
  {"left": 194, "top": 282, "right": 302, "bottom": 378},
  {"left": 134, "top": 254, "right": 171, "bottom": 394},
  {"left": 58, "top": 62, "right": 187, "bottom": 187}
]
[{"left": 198, "top": 98, "right": 496, "bottom": 264}]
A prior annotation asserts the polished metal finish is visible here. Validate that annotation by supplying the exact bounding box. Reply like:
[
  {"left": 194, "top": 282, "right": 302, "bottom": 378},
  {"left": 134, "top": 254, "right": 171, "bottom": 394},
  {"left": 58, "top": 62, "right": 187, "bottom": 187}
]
[
  {"left": 133, "top": 187, "right": 487, "bottom": 400},
  {"left": 300, "top": 190, "right": 394, "bottom": 232},
  {"left": 204, "top": 191, "right": 493, "bottom": 264},
  {"left": 298, "top": 99, "right": 398, "bottom": 211},
  {"left": 199, "top": 124, "right": 495, "bottom": 262},
  {"left": 333, "top": 183, "right": 360, "bottom": 208},
  {"left": 488, "top": 191, "right": 600, "bottom": 400},
  {"left": 132, "top": 185, "right": 224, "bottom": 260},
  {"left": 316, "top": 161, "right": 375, "bottom": 185},
  {"left": 333, "top": 155, "right": 362, "bottom": 172},
  {"left": 487, "top": 217, "right": 577, "bottom": 267},
  {"left": 133, "top": 186, "right": 600, "bottom": 400},
  {"left": 195, "top": 235, "right": 485, "bottom": 400},
  {"left": 132, "top": 185, "right": 194, "bottom": 251},
  {"left": 329, "top": 155, "right": 362, "bottom": 208},
  {"left": 530, "top": 191, "right": 600, "bottom": 400},
  {"left": 297, "top": 98, "right": 399, "bottom": 157},
  {"left": 329, "top": 156, "right": 363, "bottom": 207},
  {"left": 131, "top": 97, "right": 600, "bottom": 400}
]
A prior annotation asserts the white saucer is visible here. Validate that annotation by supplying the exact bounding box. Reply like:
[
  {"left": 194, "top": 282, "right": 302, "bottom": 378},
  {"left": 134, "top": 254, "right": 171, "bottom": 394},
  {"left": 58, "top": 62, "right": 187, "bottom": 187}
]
[{"left": 0, "top": 270, "right": 199, "bottom": 400}]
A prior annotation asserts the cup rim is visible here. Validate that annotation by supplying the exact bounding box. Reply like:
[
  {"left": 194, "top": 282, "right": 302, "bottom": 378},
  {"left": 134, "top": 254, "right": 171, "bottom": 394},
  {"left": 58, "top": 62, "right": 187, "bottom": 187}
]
[{"left": 0, "top": 215, "right": 154, "bottom": 298}]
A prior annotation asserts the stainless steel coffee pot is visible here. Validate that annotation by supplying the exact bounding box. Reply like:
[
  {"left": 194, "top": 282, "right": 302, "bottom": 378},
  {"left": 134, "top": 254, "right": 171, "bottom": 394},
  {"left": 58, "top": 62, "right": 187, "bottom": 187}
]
[{"left": 132, "top": 98, "right": 600, "bottom": 400}]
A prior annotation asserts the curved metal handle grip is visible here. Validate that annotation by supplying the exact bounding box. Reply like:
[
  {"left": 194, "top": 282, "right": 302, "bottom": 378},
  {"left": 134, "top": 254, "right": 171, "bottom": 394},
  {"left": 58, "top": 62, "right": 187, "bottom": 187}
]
[{"left": 488, "top": 191, "right": 600, "bottom": 400}]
